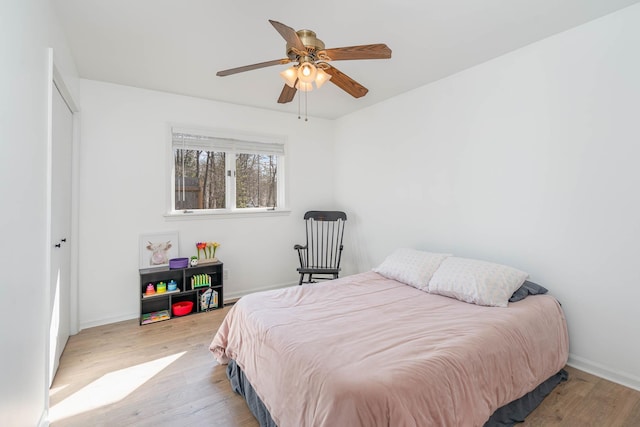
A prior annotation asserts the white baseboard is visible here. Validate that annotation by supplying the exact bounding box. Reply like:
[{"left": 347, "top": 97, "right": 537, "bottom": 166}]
[
  {"left": 568, "top": 353, "right": 640, "bottom": 392},
  {"left": 80, "top": 312, "right": 138, "bottom": 330},
  {"left": 38, "top": 409, "right": 49, "bottom": 427},
  {"left": 79, "top": 282, "right": 297, "bottom": 330},
  {"left": 224, "top": 281, "right": 297, "bottom": 302}
]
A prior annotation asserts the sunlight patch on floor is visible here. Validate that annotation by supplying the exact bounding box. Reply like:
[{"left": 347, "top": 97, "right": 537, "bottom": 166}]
[{"left": 49, "top": 351, "right": 186, "bottom": 423}]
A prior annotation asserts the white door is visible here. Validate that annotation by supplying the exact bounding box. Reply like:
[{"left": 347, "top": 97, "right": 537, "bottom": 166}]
[{"left": 49, "top": 83, "right": 73, "bottom": 385}]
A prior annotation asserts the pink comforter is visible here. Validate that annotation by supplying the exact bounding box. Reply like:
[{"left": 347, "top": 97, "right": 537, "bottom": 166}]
[{"left": 210, "top": 272, "right": 569, "bottom": 427}]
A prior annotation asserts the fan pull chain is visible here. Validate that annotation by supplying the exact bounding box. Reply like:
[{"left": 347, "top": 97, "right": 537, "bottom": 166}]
[
  {"left": 305, "top": 89, "right": 308, "bottom": 122},
  {"left": 298, "top": 87, "right": 301, "bottom": 120}
]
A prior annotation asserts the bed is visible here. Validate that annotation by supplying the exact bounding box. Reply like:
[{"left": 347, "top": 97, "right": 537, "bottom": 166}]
[{"left": 210, "top": 252, "right": 569, "bottom": 427}]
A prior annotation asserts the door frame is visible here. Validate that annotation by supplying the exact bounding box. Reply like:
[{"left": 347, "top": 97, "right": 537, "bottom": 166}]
[
  {"left": 46, "top": 48, "right": 80, "bottom": 399},
  {"left": 52, "top": 63, "right": 80, "bottom": 336}
]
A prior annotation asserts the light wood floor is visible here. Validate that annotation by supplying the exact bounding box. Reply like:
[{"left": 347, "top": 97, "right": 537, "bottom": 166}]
[{"left": 50, "top": 306, "right": 640, "bottom": 427}]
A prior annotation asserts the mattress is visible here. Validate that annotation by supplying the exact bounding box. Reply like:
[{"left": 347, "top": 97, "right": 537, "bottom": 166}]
[{"left": 210, "top": 271, "right": 569, "bottom": 426}]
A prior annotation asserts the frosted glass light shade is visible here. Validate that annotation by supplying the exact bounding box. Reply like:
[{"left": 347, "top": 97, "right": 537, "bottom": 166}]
[
  {"left": 279, "top": 67, "right": 298, "bottom": 88},
  {"left": 297, "top": 62, "right": 317, "bottom": 84},
  {"left": 314, "top": 68, "right": 332, "bottom": 88}
]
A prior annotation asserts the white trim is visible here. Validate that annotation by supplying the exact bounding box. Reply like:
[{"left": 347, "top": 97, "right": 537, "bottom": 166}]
[
  {"left": 227, "top": 151, "right": 235, "bottom": 208},
  {"left": 69, "top": 111, "right": 81, "bottom": 335},
  {"left": 568, "top": 353, "right": 640, "bottom": 392},
  {"left": 51, "top": 62, "right": 81, "bottom": 337},
  {"left": 223, "top": 281, "right": 297, "bottom": 301},
  {"left": 164, "top": 208, "right": 291, "bottom": 220},
  {"left": 167, "top": 125, "right": 175, "bottom": 215},
  {"left": 52, "top": 63, "right": 81, "bottom": 337},
  {"left": 52, "top": 64, "right": 78, "bottom": 112},
  {"left": 277, "top": 155, "right": 287, "bottom": 209},
  {"left": 38, "top": 410, "right": 48, "bottom": 427},
  {"left": 80, "top": 313, "right": 139, "bottom": 330},
  {"left": 80, "top": 281, "right": 297, "bottom": 329},
  {"left": 45, "top": 46, "right": 54, "bottom": 427}
]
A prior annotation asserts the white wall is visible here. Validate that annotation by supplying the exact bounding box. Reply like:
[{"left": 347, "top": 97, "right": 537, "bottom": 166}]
[
  {"left": 334, "top": 4, "right": 640, "bottom": 390},
  {"left": 0, "top": 1, "right": 79, "bottom": 426},
  {"left": 77, "top": 80, "right": 335, "bottom": 328}
]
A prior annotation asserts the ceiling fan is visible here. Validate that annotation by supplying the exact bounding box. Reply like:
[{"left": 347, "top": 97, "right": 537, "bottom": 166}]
[{"left": 216, "top": 20, "right": 392, "bottom": 104}]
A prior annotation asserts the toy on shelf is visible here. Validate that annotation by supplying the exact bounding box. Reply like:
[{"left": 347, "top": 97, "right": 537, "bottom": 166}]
[
  {"left": 145, "top": 283, "right": 155, "bottom": 295},
  {"left": 156, "top": 281, "right": 167, "bottom": 293},
  {"left": 191, "top": 274, "right": 211, "bottom": 289},
  {"left": 195, "top": 241, "right": 220, "bottom": 264},
  {"left": 141, "top": 310, "right": 170, "bottom": 324},
  {"left": 200, "top": 289, "right": 218, "bottom": 311}
]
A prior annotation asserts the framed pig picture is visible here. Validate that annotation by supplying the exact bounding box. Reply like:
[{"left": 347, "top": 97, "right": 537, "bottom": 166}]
[{"left": 139, "top": 231, "right": 179, "bottom": 269}]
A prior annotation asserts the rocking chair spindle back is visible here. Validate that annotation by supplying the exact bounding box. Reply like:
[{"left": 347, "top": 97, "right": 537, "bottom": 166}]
[{"left": 294, "top": 211, "right": 347, "bottom": 285}]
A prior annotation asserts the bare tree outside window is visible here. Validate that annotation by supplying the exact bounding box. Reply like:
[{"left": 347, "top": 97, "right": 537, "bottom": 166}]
[
  {"left": 235, "top": 153, "right": 278, "bottom": 208},
  {"left": 171, "top": 129, "right": 285, "bottom": 213},
  {"left": 175, "top": 149, "right": 226, "bottom": 210}
]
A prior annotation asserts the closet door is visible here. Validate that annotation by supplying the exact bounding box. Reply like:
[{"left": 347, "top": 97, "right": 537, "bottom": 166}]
[{"left": 49, "top": 83, "right": 73, "bottom": 385}]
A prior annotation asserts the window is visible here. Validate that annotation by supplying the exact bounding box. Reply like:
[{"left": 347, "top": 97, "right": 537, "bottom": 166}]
[{"left": 170, "top": 127, "right": 286, "bottom": 214}]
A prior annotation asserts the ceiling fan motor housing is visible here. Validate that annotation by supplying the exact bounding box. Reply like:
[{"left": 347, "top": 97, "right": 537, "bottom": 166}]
[{"left": 287, "top": 29, "right": 325, "bottom": 60}]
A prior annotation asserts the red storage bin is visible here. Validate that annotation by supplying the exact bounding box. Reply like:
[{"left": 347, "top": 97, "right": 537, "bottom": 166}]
[{"left": 172, "top": 301, "right": 193, "bottom": 316}]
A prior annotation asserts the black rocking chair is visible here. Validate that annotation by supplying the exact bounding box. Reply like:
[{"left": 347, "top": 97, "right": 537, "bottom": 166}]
[{"left": 294, "top": 210, "right": 347, "bottom": 285}]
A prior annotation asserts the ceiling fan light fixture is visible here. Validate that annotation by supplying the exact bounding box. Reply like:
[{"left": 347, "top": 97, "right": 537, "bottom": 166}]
[
  {"left": 217, "top": 19, "right": 392, "bottom": 109},
  {"left": 279, "top": 66, "right": 298, "bottom": 87},
  {"left": 297, "top": 62, "right": 317, "bottom": 84},
  {"left": 314, "top": 68, "right": 332, "bottom": 89}
]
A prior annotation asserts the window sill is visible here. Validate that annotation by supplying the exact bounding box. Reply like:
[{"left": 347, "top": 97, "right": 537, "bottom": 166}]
[{"left": 164, "top": 208, "right": 291, "bottom": 220}]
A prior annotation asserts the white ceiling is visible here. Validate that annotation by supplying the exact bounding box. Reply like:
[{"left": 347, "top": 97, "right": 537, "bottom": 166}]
[{"left": 52, "top": 0, "right": 639, "bottom": 119}]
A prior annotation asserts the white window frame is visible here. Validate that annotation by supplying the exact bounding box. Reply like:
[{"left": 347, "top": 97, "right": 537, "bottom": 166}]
[{"left": 166, "top": 125, "right": 289, "bottom": 219}]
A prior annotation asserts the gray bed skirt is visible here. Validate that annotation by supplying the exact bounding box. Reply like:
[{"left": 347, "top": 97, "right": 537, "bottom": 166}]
[{"left": 226, "top": 359, "right": 568, "bottom": 427}]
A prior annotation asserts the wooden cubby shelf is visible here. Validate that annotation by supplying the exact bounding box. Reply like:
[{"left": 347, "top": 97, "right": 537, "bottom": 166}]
[{"left": 138, "top": 261, "right": 223, "bottom": 325}]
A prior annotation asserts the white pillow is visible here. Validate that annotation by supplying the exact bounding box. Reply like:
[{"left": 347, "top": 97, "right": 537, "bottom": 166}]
[
  {"left": 373, "top": 248, "right": 451, "bottom": 290},
  {"left": 428, "top": 257, "right": 528, "bottom": 307}
]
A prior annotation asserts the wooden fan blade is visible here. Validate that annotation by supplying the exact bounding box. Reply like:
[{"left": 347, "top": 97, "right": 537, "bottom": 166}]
[
  {"left": 269, "top": 20, "right": 306, "bottom": 52},
  {"left": 217, "top": 58, "right": 291, "bottom": 76},
  {"left": 278, "top": 83, "right": 298, "bottom": 104},
  {"left": 322, "top": 44, "right": 392, "bottom": 61},
  {"left": 324, "top": 65, "right": 368, "bottom": 98}
]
